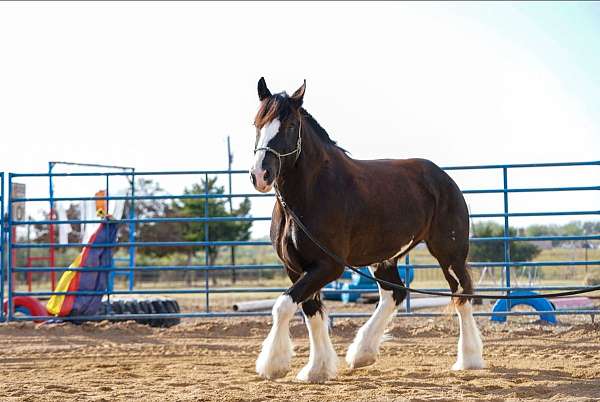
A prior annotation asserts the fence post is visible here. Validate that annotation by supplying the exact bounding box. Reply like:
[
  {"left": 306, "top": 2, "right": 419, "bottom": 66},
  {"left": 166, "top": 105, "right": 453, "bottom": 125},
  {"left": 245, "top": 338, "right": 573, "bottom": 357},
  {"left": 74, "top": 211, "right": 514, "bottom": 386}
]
[
  {"left": 227, "top": 136, "right": 237, "bottom": 284},
  {"left": 128, "top": 170, "right": 136, "bottom": 290},
  {"left": 0, "top": 172, "right": 4, "bottom": 322},
  {"left": 7, "top": 174, "right": 14, "bottom": 321},
  {"left": 404, "top": 254, "right": 411, "bottom": 313},
  {"left": 204, "top": 173, "right": 210, "bottom": 312},
  {"left": 502, "top": 167, "right": 511, "bottom": 297},
  {"left": 48, "top": 162, "right": 56, "bottom": 290}
]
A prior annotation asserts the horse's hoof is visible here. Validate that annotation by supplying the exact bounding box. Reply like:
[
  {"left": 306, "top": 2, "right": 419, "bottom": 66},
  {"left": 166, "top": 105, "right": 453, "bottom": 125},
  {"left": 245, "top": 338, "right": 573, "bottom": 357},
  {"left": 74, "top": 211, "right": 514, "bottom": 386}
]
[
  {"left": 346, "top": 344, "right": 377, "bottom": 369},
  {"left": 256, "top": 364, "right": 291, "bottom": 380},
  {"left": 451, "top": 358, "right": 485, "bottom": 371},
  {"left": 296, "top": 365, "right": 336, "bottom": 383},
  {"left": 347, "top": 355, "right": 376, "bottom": 369},
  {"left": 256, "top": 356, "right": 291, "bottom": 379}
]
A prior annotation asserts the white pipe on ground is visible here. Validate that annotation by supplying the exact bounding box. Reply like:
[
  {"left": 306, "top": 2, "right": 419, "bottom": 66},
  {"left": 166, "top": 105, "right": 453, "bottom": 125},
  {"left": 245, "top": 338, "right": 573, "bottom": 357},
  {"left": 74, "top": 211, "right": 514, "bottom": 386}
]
[{"left": 232, "top": 299, "right": 276, "bottom": 312}]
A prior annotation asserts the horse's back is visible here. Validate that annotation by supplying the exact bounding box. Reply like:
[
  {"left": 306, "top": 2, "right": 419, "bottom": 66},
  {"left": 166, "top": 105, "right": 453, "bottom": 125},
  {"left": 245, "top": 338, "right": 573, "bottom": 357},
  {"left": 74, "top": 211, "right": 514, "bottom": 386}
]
[{"left": 351, "top": 157, "right": 459, "bottom": 200}]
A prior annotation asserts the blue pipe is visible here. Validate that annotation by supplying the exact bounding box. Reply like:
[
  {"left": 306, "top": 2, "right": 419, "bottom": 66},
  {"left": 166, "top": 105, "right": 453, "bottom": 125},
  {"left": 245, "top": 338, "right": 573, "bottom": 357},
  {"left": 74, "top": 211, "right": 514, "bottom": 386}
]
[{"left": 9, "top": 260, "right": 600, "bottom": 273}]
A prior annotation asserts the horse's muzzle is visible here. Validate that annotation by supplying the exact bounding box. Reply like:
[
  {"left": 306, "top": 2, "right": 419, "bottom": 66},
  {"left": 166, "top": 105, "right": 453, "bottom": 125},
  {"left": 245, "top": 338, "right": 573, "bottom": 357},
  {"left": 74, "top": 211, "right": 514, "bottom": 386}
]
[{"left": 250, "top": 168, "right": 274, "bottom": 193}]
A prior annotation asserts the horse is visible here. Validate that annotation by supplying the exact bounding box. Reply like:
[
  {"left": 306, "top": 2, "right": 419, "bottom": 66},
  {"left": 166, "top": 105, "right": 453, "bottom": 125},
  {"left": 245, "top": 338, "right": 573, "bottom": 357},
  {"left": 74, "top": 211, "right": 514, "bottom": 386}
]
[{"left": 249, "top": 77, "right": 484, "bottom": 383}]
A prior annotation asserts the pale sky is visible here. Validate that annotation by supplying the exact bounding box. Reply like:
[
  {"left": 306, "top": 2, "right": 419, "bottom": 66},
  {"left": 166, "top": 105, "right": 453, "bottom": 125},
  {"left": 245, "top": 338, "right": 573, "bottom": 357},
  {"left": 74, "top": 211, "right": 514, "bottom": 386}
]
[{"left": 1, "top": 2, "right": 598, "bottom": 237}]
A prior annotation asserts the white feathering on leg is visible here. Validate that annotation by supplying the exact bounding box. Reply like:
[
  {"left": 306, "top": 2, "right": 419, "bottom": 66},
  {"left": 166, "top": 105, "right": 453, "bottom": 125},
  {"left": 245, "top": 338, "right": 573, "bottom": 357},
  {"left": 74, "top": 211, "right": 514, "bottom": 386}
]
[
  {"left": 452, "top": 301, "right": 485, "bottom": 370},
  {"left": 346, "top": 284, "right": 397, "bottom": 369},
  {"left": 296, "top": 311, "right": 338, "bottom": 383},
  {"left": 256, "top": 295, "right": 297, "bottom": 379}
]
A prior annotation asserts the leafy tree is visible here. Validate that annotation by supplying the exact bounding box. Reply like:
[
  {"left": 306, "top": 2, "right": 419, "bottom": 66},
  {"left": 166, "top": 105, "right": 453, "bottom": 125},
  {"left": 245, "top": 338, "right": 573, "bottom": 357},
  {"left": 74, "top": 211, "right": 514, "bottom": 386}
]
[
  {"left": 525, "top": 221, "right": 594, "bottom": 247},
  {"left": 469, "top": 221, "right": 541, "bottom": 263},
  {"left": 130, "top": 179, "right": 185, "bottom": 259},
  {"left": 129, "top": 177, "right": 252, "bottom": 284},
  {"left": 176, "top": 177, "right": 252, "bottom": 267}
]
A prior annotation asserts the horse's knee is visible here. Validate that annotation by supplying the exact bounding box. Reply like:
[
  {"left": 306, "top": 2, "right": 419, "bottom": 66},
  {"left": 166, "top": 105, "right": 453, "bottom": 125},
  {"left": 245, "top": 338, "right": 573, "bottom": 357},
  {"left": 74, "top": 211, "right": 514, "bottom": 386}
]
[
  {"left": 301, "top": 298, "right": 323, "bottom": 317},
  {"left": 273, "top": 294, "right": 297, "bottom": 321},
  {"left": 372, "top": 261, "right": 407, "bottom": 306}
]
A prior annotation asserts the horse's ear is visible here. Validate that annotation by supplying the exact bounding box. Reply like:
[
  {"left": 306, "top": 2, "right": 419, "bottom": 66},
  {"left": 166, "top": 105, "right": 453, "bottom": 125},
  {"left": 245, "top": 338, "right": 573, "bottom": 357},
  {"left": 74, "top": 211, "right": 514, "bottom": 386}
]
[
  {"left": 289, "top": 79, "right": 306, "bottom": 109},
  {"left": 257, "top": 77, "right": 271, "bottom": 101}
]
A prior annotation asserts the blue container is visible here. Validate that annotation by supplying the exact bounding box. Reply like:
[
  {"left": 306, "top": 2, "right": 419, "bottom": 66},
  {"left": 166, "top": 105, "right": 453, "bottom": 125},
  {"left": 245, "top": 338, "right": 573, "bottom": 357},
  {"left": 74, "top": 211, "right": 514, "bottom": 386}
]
[{"left": 323, "top": 266, "right": 414, "bottom": 303}]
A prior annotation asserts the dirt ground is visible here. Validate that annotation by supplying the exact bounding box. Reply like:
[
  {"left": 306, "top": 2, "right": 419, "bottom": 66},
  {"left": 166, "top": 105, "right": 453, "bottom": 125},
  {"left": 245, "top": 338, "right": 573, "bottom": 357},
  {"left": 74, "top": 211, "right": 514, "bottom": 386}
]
[{"left": 0, "top": 312, "right": 599, "bottom": 402}]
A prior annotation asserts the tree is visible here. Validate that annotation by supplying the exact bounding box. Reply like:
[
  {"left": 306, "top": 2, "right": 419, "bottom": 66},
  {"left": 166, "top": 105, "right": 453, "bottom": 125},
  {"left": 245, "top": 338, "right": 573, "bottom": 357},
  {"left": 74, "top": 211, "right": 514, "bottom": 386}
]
[
  {"left": 176, "top": 177, "right": 252, "bottom": 269},
  {"left": 129, "top": 177, "right": 253, "bottom": 285},
  {"left": 469, "top": 221, "right": 541, "bottom": 263},
  {"left": 129, "top": 179, "right": 184, "bottom": 259}
]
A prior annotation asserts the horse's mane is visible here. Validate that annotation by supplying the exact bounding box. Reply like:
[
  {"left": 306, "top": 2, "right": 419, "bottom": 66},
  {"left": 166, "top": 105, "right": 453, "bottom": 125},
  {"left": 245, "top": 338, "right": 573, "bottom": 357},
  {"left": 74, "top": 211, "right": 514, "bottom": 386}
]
[
  {"left": 300, "top": 109, "right": 348, "bottom": 154},
  {"left": 254, "top": 92, "right": 348, "bottom": 154}
]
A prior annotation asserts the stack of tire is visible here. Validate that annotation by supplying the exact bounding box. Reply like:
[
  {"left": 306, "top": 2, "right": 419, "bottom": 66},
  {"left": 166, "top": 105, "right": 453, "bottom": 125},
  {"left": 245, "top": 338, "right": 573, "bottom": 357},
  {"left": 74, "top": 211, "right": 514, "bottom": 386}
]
[{"left": 98, "top": 298, "right": 181, "bottom": 328}]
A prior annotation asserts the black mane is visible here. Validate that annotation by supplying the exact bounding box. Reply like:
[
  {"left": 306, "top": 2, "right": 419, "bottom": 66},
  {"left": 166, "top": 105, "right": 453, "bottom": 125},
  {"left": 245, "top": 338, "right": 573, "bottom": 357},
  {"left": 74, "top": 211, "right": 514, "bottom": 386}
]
[
  {"left": 255, "top": 91, "right": 347, "bottom": 154},
  {"left": 300, "top": 108, "right": 348, "bottom": 154}
]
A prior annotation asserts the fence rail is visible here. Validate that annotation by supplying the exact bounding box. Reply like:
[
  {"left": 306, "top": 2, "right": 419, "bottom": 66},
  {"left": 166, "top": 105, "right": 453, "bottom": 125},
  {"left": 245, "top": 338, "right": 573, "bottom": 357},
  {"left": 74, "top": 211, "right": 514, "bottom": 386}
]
[{"left": 1, "top": 160, "right": 599, "bottom": 322}]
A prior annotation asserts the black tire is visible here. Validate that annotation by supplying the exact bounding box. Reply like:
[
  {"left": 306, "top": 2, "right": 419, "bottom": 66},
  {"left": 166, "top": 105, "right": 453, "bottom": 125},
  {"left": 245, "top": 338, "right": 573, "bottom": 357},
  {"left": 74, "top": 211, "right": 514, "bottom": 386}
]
[
  {"left": 125, "top": 300, "right": 142, "bottom": 315},
  {"left": 101, "top": 298, "right": 180, "bottom": 328},
  {"left": 136, "top": 299, "right": 153, "bottom": 325},
  {"left": 150, "top": 299, "right": 171, "bottom": 328},
  {"left": 161, "top": 300, "right": 181, "bottom": 328},
  {"left": 111, "top": 300, "right": 125, "bottom": 315}
]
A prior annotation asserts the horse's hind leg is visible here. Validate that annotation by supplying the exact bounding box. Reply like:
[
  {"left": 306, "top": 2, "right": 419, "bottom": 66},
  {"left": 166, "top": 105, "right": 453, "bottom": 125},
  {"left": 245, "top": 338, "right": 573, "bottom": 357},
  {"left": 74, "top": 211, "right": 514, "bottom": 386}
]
[
  {"left": 346, "top": 260, "right": 407, "bottom": 369},
  {"left": 426, "top": 235, "right": 485, "bottom": 370}
]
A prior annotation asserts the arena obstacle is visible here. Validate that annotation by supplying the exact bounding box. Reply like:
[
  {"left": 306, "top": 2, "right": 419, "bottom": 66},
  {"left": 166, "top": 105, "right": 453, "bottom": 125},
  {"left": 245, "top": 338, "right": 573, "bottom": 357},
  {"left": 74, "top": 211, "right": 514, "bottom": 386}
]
[
  {"left": 2, "top": 296, "right": 46, "bottom": 322},
  {"left": 232, "top": 299, "right": 276, "bottom": 312},
  {"left": 491, "top": 290, "right": 557, "bottom": 324},
  {"left": 322, "top": 266, "right": 414, "bottom": 303}
]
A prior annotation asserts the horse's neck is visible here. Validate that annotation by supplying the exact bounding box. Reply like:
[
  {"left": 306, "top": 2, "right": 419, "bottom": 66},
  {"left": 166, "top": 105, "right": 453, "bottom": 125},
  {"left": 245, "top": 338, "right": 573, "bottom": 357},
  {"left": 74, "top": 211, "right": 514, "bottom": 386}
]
[{"left": 277, "top": 129, "right": 346, "bottom": 212}]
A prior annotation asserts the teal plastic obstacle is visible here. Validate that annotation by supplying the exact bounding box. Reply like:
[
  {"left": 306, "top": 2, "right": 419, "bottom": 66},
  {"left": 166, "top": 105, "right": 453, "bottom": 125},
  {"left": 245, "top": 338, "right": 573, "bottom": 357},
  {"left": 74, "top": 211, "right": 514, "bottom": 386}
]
[
  {"left": 491, "top": 290, "right": 557, "bottom": 324},
  {"left": 322, "top": 266, "right": 414, "bottom": 303}
]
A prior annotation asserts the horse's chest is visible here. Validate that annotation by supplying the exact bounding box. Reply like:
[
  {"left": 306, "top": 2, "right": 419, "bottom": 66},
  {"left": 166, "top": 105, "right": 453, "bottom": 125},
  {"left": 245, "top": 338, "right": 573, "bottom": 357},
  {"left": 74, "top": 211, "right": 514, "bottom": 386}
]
[{"left": 275, "top": 219, "right": 304, "bottom": 269}]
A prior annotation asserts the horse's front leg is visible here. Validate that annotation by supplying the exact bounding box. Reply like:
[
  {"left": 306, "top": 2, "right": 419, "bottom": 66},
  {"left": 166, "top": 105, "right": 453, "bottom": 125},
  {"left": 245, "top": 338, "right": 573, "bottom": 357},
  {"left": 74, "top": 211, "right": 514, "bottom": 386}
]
[
  {"left": 296, "top": 296, "right": 338, "bottom": 383},
  {"left": 255, "top": 293, "right": 298, "bottom": 379},
  {"left": 256, "top": 264, "right": 342, "bottom": 382}
]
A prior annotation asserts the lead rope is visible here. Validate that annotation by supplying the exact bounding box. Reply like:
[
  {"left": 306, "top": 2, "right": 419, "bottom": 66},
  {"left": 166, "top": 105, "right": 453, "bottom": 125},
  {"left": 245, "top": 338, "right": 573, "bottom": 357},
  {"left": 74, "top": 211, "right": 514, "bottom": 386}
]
[{"left": 274, "top": 188, "right": 600, "bottom": 300}]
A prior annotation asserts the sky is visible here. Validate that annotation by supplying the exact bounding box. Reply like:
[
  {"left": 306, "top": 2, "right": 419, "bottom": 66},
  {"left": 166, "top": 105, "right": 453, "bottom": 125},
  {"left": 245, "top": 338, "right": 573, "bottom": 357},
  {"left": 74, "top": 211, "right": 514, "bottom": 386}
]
[{"left": 0, "top": 2, "right": 598, "bottom": 237}]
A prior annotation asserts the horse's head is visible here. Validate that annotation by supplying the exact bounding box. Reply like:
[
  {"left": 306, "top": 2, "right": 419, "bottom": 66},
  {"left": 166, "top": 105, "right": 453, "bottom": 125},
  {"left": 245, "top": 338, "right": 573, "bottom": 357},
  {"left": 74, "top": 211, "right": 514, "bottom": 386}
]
[{"left": 250, "top": 77, "right": 305, "bottom": 193}]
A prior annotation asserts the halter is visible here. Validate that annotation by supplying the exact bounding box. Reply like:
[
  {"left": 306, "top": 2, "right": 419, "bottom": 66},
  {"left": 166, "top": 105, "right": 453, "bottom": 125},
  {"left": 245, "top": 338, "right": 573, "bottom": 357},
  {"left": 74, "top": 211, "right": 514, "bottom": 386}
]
[{"left": 253, "top": 118, "right": 302, "bottom": 180}]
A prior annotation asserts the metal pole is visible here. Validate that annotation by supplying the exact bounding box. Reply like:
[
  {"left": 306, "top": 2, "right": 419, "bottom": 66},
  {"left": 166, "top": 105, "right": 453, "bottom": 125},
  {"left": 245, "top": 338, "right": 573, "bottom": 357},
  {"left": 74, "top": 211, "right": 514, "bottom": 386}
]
[
  {"left": 7, "top": 174, "right": 14, "bottom": 321},
  {"left": 128, "top": 170, "right": 136, "bottom": 290},
  {"left": 204, "top": 173, "right": 210, "bottom": 312},
  {"left": 48, "top": 162, "right": 56, "bottom": 290},
  {"left": 227, "top": 136, "right": 237, "bottom": 284},
  {"left": 502, "top": 168, "right": 511, "bottom": 298},
  {"left": 106, "top": 174, "right": 115, "bottom": 295},
  {"left": 404, "top": 254, "right": 411, "bottom": 313},
  {"left": 0, "top": 172, "right": 4, "bottom": 322}
]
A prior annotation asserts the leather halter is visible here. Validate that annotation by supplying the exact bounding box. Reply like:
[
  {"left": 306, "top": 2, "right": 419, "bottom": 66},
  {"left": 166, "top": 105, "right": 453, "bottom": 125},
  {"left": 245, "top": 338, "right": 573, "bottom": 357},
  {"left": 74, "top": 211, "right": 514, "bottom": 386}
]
[{"left": 253, "top": 118, "right": 302, "bottom": 180}]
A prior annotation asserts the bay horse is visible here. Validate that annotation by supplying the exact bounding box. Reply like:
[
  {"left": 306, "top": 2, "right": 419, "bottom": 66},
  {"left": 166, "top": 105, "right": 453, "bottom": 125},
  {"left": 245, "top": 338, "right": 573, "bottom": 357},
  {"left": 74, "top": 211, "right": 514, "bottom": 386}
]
[{"left": 250, "top": 78, "right": 484, "bottom": 383}]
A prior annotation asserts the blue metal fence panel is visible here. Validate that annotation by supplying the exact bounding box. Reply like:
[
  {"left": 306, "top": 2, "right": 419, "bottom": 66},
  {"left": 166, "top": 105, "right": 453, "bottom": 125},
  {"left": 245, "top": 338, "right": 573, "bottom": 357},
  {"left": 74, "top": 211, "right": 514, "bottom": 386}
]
[
  {"left": 0, "top": 172, "right": 4, "bottom": 322},
  {"left": 2, "top": 161, "right": 599, "bottom": 322}
]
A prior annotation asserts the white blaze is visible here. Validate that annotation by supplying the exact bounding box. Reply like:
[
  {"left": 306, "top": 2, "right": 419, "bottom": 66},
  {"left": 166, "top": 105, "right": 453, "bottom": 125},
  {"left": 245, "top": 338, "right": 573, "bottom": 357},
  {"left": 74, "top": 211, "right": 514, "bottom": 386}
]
[{"left": 252, "top": 119, "right": 281, "bottom": 173}]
